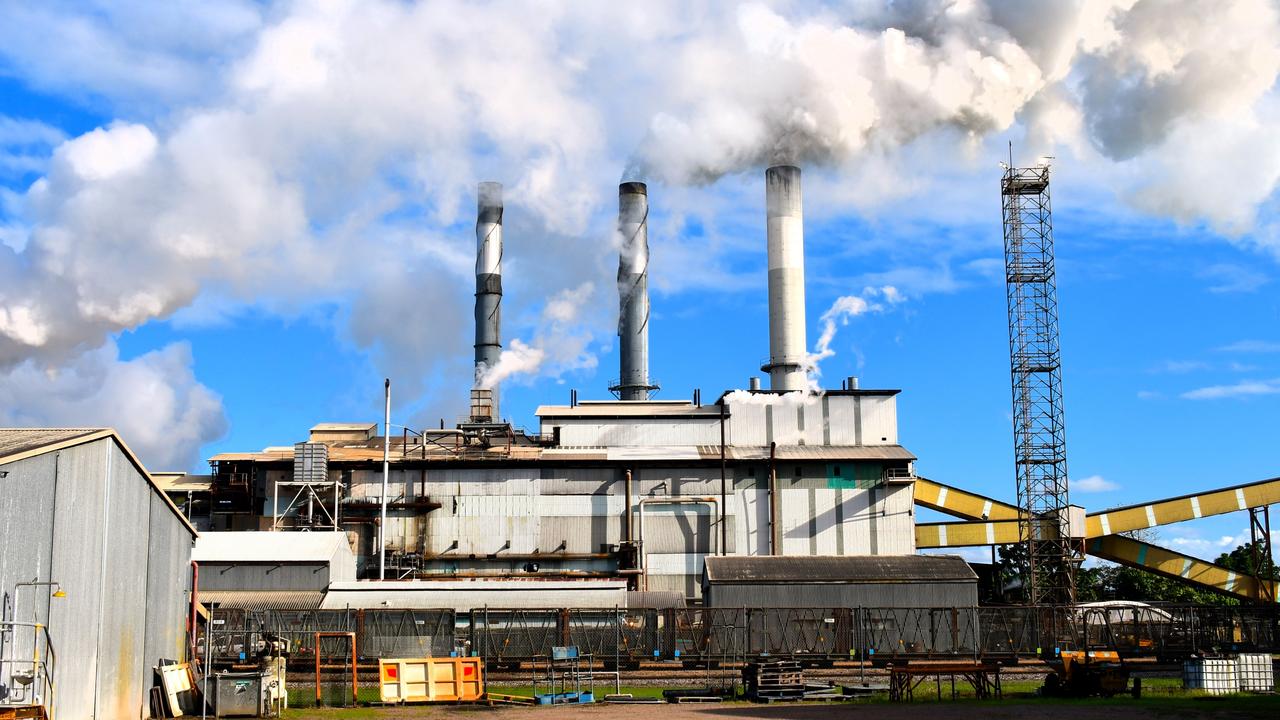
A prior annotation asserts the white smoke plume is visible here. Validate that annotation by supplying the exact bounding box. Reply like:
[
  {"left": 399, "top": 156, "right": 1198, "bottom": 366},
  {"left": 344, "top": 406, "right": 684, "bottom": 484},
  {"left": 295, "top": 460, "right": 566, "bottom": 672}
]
[
  {"left": 722, "top": 389, "right": 817, "bottom": 406},
  {"left": 0, "top": 0, "right": 1278, "bottom": 455},
  {"left": 478, "top": 282, "right": 600, "bottom": 388},
  {"left": 807, "top": 285, "right": 904, "bottom": 386}
]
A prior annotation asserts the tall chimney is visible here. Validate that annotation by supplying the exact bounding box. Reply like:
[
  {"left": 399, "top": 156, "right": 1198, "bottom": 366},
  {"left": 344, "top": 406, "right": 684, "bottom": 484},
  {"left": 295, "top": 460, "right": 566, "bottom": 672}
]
[
  {"left": 474, "top": 181, "right": 503, "bottom": 419},
  {"left": 611, "top": 182, "right": 657, "bottom": 401},
  {"left": 762, "top": 165, "right": 808, "bottom": 392}
]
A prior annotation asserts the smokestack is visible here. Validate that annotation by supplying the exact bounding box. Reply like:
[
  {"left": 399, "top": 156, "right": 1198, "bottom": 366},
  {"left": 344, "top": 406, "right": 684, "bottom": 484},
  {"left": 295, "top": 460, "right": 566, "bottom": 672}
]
[
  {"left": 611, "top": 182, "right": 657, "bottom": 401},
  {"left": 762, "top": 165, "right": 808, "bottom": 392},
  {"left": 474, "top": 181, "right": 503, "bottom": 419}
]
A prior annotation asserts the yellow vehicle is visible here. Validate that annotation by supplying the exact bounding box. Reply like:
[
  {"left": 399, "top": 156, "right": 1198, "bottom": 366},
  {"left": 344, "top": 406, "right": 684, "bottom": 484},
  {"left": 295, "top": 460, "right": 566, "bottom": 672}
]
[{"left": 1043, "top": 649, "right": 1133, "bottom": 698}]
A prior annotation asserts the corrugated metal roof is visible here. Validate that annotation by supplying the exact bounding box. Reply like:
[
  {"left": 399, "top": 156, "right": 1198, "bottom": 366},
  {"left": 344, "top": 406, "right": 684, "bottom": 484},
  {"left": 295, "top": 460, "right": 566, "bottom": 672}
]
[
  {"left": 0, "top": 427, "right": 107, "bottom": 462},
  {"left": 311, "top": 423, "right": 377, "bottom": 432},
  {"left": 704, "top": 555, "right": 977, "bottom": 584},
  {"left": 625, "top": 591, "right": 686, "bottom": 609},
  {"left": 152, "top": 472, "right": 213, "bottom": 492},
  {"left": 212, "top": 442, "right": 915, "bottom": 465},
  {"left": 193, "top": 531, "right": 352, "bottom": 563},
  {"left": 200, "top": 590, "right": 324, "bottom": 610}
]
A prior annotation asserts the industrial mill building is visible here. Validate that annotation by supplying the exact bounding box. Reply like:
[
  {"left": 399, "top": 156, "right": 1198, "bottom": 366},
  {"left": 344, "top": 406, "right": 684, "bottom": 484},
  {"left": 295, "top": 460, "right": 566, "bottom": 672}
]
[{"left": 188, "top": 165, "right": 948, "bottom": 605}]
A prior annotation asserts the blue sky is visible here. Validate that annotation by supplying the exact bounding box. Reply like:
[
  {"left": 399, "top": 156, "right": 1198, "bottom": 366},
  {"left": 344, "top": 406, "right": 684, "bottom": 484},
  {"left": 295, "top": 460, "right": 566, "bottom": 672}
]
[{"left": 1, "top": 1, "right": 1278, "bottom": 562}]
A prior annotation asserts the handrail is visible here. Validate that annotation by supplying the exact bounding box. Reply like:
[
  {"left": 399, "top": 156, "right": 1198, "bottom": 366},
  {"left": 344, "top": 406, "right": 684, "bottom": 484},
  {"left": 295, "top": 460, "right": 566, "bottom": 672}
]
[{"left": 0, "top": 619, "right": 56, "bottom": 718}]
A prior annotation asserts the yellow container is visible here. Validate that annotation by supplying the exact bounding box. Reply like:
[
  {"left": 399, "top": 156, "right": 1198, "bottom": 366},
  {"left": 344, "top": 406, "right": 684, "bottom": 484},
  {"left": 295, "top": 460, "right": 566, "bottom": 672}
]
[{"left": 378, "top": 657, "right": 485, "bottom": 703}]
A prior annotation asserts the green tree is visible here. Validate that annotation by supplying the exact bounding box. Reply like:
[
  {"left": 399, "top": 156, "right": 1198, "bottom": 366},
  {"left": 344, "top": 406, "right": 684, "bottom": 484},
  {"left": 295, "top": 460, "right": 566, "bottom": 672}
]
[{"left": 1214, "top": 540, "right": 1278, "bottom": 580}]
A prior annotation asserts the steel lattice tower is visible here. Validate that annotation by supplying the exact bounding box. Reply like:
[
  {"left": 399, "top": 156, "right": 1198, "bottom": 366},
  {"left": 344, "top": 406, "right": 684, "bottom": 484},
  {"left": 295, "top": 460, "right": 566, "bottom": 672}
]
[{"left": 1001, "top": 162, "right": 1079, "bottom": 605}]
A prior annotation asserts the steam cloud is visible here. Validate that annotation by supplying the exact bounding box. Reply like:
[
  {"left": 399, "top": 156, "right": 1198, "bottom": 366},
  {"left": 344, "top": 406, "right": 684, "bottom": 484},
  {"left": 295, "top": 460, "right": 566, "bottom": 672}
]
[
  {"left": 807, "top": 286, "right": 904, "bottom": 386},
  {"left": 1, "top": 1, "right": 1279, "bottom": 466},
  {"left": 478, "top": 283, "right": 600, "bottom": 388}
]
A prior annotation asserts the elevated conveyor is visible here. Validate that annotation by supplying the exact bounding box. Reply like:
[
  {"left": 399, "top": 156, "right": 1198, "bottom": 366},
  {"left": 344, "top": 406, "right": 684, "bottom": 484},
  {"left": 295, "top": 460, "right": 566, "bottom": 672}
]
[
  {"left": 1087, "top": 534, "right": 1279, "bottom": 600},
  {"left": 913, "top": 476, "right": 1279, "bottom": 601}
]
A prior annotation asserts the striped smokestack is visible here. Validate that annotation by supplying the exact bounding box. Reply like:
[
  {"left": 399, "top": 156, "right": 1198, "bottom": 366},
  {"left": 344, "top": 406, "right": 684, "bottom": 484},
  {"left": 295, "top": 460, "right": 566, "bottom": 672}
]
[
  {"left": 611, "top": 182, "right": 657, "bottom": 400},
  {"left": 762, "top": 165, "right": 808, "bottom": 392},
  {"left": 474, "top": 181, "right": 503, "bottom": 419}
]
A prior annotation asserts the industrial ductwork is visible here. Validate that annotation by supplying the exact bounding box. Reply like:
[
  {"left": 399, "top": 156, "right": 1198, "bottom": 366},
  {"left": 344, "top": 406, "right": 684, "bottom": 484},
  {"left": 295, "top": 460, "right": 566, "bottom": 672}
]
[
  {"left": 474, "top": 181, "right": 503, "bottom": 420},
  {"left": 610, "top": 182, "right": 658, "bottom": 401},
  {"left": 762, "top": 165, "right": 808, "bottom": 391}
]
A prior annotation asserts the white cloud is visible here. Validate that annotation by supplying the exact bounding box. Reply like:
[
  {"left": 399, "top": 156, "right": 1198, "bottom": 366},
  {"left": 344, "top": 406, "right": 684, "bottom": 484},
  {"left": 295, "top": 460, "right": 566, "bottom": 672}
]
[
  {"left": 56, "top": 122, "right": 158, "bottom": 181},
  {"left": 0, "top": 0, "right": 1279, "bottom": 429},
  {"left": 0, "top": 1, "right": 264, "bottom": 107},
  {"left": 1074, "top": 474, "right": 1118, "bottom": 493},
  {"left": 480, "top": 282, "right": 601, "bottom": 390},
  {"left": 1151, "top": 360, "right": 1209, "bottom": 374},
  {"left": 1198, "top": 263, "right": 1270, "bottom": 293},
  {"left": 1181, "top": 378, "right": 1280, "bottom": 400},
  {"left": 0, "top": 116, "right": 66, "bottom": 147},
  {"left": 0, "top": 339, "right": 227, "bottom": 470},
  {"left": 1217, "top": 340, "right": 1280, "bottom": 353}
]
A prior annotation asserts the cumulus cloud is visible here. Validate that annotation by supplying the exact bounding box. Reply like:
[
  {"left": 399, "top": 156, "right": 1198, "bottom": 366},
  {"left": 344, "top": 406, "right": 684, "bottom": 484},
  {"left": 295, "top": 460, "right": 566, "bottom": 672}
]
[
  {"left": 0, "top": 339, "right": 227, "bottom": 470},
  {"left": 0, "top": 0, "right": 1279, "bottom": 448},
  {"left": 1074, "top": 474, "right": 1118, "bottom": 493}
]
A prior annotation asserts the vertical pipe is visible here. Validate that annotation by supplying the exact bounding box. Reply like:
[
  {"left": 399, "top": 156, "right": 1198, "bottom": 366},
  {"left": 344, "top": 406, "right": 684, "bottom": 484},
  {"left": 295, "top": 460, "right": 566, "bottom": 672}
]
[
  {"left": 624, "top": 470, "right": 633, "bottom": 543},
  {"left": 474, "top": 181, "right": 503, "bottom": 419},
  {"left": 379, "top": 378, "right": 391, "bottom": 580},
  {"left": 762, "top": 165, "right": 808, "bottom": 391},
  {"left": 189, "top": 561, "right": 199, "bottom": 662},
  {"left": 614, "top": 182, "right": 653, "bottom": 400},
  {"left": 768, "top": 441, "right": 779, "bottom": 555},
  {"left": 719, "top": 402, "right": 728, "bottom": 556}
]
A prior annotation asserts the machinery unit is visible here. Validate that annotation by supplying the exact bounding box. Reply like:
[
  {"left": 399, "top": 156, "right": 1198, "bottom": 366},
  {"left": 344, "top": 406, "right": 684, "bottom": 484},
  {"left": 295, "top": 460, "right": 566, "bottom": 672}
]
[{"left": 1042, "top": 649, "right": 1132, "bottom": 698}]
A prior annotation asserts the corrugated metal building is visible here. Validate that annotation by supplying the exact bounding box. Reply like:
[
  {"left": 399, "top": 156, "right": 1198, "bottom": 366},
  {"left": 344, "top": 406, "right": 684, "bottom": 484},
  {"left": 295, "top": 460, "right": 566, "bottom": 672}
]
[
  {"left": 0, "top": 428, "right": 195, "bottom": 720},
  {"left": 199, "top": 389, "right": 919, "bottom": 601},
  {"left": 192, "top": 531, "right": 356, "bottom": 609},
  {"left": 701, "top": 555, "right": 978, "bottom": 608}
]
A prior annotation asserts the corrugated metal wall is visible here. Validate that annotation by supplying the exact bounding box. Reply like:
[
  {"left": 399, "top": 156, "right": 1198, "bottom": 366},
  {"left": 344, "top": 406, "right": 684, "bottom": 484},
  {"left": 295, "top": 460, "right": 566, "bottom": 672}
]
[
  {"left": 94, "top": 446, "right": 151, "bottom": 719},
  {"left": 47, "top": 441, "right": 110, "bottom": 718},
  {"left": 144, "top": 492, "right": 192, "bottom": 670},
  {"left": 0, "top": 451, "right": 57, "bottom": 692},
  {"left": 723, "top": 394, "right": 899, "bottom": 447},
  {"left": 557, "top": 417, "right": 721, "bottom": 447},
  {"left": 705, "top": 581, "right": 977, "bottom": 608},
  {"left": 196, "top": 562, "right": 329, "bottom": 592},
  {"left": 0, "top": 438, "right": 194, "bottom": 720},
  {"left": 336, "top": 461, "right": 915, "bottom": 597}
]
